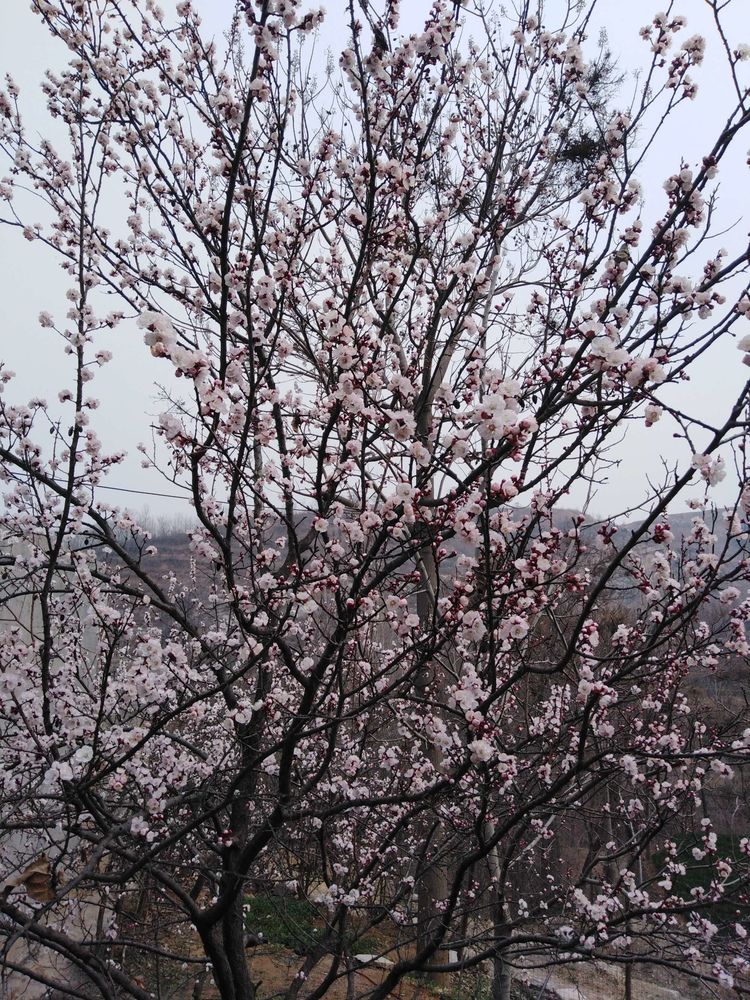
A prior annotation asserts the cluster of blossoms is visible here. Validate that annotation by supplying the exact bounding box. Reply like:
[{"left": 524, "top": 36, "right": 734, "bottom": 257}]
[{"left": 0, "top": 1, "right": 749, "bottom": 998}]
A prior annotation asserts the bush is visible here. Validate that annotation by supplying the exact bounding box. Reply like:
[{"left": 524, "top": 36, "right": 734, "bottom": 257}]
[
  {"left": 244, "top": 894, "right": 381, "bottom": 957},
  {"left": 244, "top": 895, "right": 320, "bottom": 953}
]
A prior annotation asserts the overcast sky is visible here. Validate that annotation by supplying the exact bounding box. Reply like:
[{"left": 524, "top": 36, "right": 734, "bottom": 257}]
[{"left": 0, "top": 1, "right": 748, "bottom": 522}]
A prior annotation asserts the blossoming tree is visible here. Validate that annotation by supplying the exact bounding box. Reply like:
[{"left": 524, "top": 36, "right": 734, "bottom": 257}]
[{"left": 1, "top": 1, "right": 749, "bottom": 998}]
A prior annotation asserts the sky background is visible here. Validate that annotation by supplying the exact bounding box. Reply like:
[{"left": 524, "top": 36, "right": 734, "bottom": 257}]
[{"left": 0, "top": 1, "right": 748, "bottom": 523}]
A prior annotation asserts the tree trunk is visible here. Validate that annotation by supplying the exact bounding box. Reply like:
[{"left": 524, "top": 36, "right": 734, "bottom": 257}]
[
  {"left": 492, "top": 947, "right": 512, "bottom": 1000},
  {"left": 225, "top": 892, "right": 255, "bottom": 1000},
  {"left": 486, "top": 837, "right": 512, "bottom": 1000},
  {"left": 200, "top": 894, "right": 254, "bottom": 1000},
  {"left": 416, "top": 858, "right": 450, "bottom": 985},
  {"left": 414, "top": 530, "right": 450, "bottom": 986}
]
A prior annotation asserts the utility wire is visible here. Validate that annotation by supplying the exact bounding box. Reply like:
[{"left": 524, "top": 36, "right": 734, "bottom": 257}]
[{"left": 93, "top": 483, "right": 197, "bottom": 502}]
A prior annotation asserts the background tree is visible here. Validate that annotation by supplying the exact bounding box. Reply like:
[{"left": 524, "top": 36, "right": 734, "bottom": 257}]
[{"left": 1, "top": 1, "right": 750, "bottom": 999}]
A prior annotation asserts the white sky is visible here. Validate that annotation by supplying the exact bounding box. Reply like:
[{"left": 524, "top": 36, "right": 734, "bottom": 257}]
[{"left": 0, "top": 1, "right": 748, "bottom": 521}]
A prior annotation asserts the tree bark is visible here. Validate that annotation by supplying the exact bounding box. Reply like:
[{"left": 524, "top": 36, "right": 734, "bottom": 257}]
[
  {"left": 200, "top": 894, "right": 254, "bottom": 1000},
  {"left": 486, "top": 836, "right": 512, "bottom": 1000},
  {"left": 492, "top": 946, "right": 512, "bottom": 1000},
  {"left": 415, "top": 533, "right": 450, "bottom": 986}
]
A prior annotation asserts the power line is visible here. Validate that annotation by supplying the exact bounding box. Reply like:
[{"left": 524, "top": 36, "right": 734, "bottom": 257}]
[
  {"left": 90, "top": 483, "right": 234, "bottom": 506},
  {"left": 94, "top": 483, "right": 196, "bottom": 502}
]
